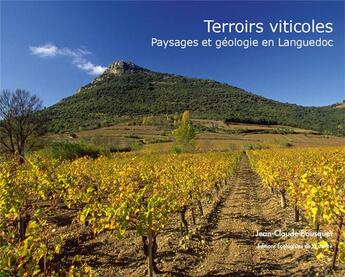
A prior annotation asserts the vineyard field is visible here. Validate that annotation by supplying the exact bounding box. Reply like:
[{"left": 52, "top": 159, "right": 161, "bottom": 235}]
[{"left": 0, "top": 148, "right": 344, "bottom": 276}]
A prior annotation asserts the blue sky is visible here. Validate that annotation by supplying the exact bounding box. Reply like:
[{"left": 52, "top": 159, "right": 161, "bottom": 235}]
[{"left": 1, "top": 1, "right": 344, "bottom": 107}]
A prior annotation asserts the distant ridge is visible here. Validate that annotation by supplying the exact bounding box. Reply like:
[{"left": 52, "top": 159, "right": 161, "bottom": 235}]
[{"left": 43, "top": 61, "right": 345, "bottom": 136}]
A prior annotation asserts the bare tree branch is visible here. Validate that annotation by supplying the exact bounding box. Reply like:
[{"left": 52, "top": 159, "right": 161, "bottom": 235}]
[{"left": 0, "top": 89, "right": 44, "bottom": 162}]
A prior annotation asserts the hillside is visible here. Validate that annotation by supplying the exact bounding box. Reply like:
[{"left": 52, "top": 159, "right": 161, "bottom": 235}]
[{"left": 43, "top": 61, "right": 345, "bottom": 136}]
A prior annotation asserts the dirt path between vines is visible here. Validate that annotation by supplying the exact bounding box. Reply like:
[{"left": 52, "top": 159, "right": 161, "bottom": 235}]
[{"left": 188, "top": 154, "right": 317, "bottom": 277}]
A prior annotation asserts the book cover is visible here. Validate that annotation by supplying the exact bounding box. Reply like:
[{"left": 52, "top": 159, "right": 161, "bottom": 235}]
[{"left": 0, "top": 1, "right": 344, "bottom": 276}]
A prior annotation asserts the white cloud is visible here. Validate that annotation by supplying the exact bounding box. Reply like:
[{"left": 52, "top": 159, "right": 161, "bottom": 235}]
[
  {"left": 29, "top": 43, "right": 58, "bottom": 57},
  {"left": 76, "top": 62, "right": 106, "bottom": 75},
  {"left": 29, "top": 43, "right": 106, "bottom": 76}
]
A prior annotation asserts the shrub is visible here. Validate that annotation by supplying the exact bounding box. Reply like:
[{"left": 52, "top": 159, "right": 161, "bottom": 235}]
[
  {"left": 42, "top": 141, "right": 101, "bottom": 160},
  {"left": 280, "top": 142, "right": 294, "bottom": 148}
]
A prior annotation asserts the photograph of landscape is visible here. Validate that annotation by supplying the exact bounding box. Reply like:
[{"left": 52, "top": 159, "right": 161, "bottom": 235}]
[{"left": 0, "top": 1, "right": 344, "bottom": 276}]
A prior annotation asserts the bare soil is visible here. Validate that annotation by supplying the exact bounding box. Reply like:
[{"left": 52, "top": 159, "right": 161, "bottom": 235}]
[{"left": 188, "top": 154, "right": 319, "bottom": 277}]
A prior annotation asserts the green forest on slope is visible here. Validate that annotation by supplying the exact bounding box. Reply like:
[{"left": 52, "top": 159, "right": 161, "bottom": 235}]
[{"left": 42, "top": 64, "right": 345, "bottom": 136}]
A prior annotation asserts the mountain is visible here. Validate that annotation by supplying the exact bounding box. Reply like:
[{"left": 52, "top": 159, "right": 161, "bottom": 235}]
[{"left": 43, "top": 61, "right": 345, "bottom": 136}]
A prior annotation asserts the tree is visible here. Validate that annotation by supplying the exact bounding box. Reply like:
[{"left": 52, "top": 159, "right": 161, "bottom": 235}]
[
  {"left": 172, "top": 111, "right": 196, "bottom": 153},
  {"left": 0, "top": 89, "right": 44, "bottom": 162}
]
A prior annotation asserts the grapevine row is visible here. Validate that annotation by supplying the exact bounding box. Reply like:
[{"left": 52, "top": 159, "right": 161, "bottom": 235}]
[
  {"left": 247, "top": 147, "right": 345, "bottom": 270},
  {"left": 0, "top": 151, "right": 241, "bottom": 276}
]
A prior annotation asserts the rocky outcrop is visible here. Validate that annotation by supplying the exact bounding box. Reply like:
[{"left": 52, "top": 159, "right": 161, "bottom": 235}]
[
  {"left": 105, "top": 61, "right": 146, "bottom": 75},
  {"left": 90, "top": 60, "right": 149, "bottom": 84}
]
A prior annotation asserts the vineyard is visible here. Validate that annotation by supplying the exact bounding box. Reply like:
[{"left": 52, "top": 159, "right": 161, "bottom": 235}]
[
  {"left": 0, "top": 152, "right": 240, "bottom": 276},
  {"left": 0, "top": 147, "right": 344, "bottom": 276},
  {"left": 248, "top": 147, "right": 345, "bottom": 271}
]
